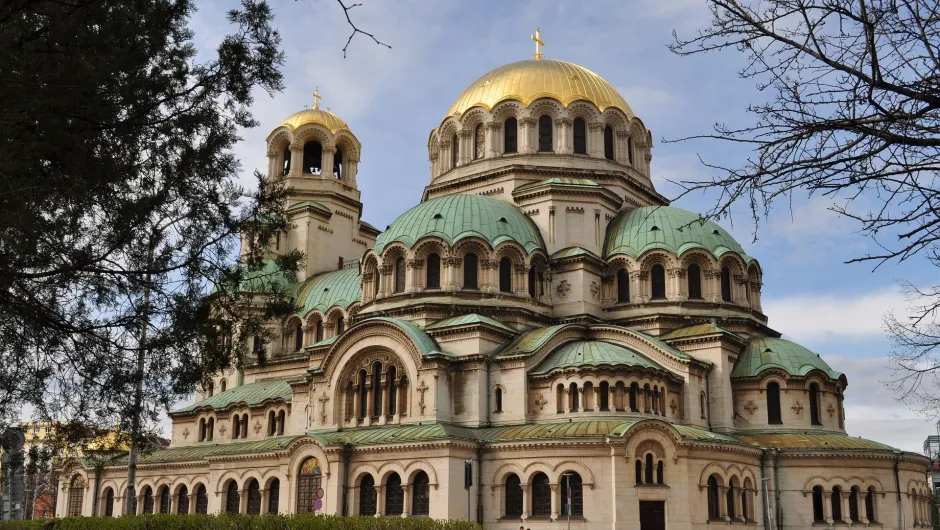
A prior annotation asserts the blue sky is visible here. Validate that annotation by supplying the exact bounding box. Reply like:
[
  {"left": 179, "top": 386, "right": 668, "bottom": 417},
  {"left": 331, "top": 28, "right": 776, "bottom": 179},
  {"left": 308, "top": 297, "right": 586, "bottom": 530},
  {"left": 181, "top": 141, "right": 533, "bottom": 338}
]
[{"left": 185, "top": 0, "right": 940, "bottom": 452}]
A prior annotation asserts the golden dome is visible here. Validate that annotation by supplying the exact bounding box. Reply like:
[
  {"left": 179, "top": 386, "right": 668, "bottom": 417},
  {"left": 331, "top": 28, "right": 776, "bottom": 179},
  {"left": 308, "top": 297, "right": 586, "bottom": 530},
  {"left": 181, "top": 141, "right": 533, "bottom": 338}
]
[
  {"left": 279, "top": 107, "right": 350, "bottom": 134},
  {"left": 445, "top": 59, "right": 634, "bottom": 119}
]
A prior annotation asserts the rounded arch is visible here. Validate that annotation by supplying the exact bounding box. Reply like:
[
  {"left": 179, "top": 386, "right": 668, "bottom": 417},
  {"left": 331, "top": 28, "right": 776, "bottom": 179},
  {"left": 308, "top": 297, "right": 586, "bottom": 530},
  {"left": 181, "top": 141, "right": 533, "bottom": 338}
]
[
  {"left": 284, "top": 439, "right": 330, "bottom": 483},
  {"left": 492, "top": 100, "right": 524, "bottom": 122},
  {"left": 412, "top": 237, "right": 448, "bottom": 261},
  {"left": 437, "top": 118, "right": 459, "bottom": 144},
  {"left": 404, "top": 460, "right": 440, "bottom": 488},
  {"left": 452, "top": 238, "right": 492, "bottom": 260},
  {"left": 493, "top": 241, "right": 527, "bottom": 264},
  {"left": 458, "top": 107, "right": 489, "bottom": 130},
  {"left": 528, "top": 98, "right": 564, "bottom": 120},
  {"left": 567, "top": 101, "right": 603, "bottom": 124},
  {"left": 520, "top": 461, "right": 555, "bottom": 484},
  {"left": 376, "top": 461, "right": 408, "bottom": 486},
  {"left": 602, "top": 107, "right": 631, "bottom": 135},
  {"left": 333, "top": 131, "right": 361, "bottom": 162},
  {"left": 321, "top": 320, "right": 425, "bottom": 385},
  {"left": 492, "top": 462, "right": 525, "bottom": 485},
  {"left": 552, "top": 460, "right": 596, "bottom": 488}
]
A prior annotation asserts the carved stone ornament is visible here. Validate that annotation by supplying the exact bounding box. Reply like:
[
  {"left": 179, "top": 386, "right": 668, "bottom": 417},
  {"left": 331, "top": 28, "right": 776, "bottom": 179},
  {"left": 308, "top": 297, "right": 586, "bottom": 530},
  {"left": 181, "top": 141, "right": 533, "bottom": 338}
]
[
  {"left": 791, "top": 400, "right": 804, "bottom": 415},
  {"left": 557, "top": 280, "right": 571, "bottom": 298},
  {"left": 535, "top": 394, "right": 548, "bottom": 411},
  {"left": 218, "top": 423, "right": 227, "bottom": 436},
  {"left": 417, "top": 380, "right": 430, "bottom": 414},
  {"left": 827, "top": 403, "right": 835, "bottom": 417},
  {"left": 590, "top": 281, "right": 600, "bottom": 301},
  {"left": 669, "top": 399, "right": 677, "bottom": 414},
  {"left": 319, "top": 392, "right": 331, "bottom": 424},
  {"left": 254, "top": 420, "right": 262, "bottom": 434},
  {"left": 182, "top": 427, "right": 190, "bottom": 440},
  {"left": 744, "top": 401, "right": 758, "bottom": 415}
]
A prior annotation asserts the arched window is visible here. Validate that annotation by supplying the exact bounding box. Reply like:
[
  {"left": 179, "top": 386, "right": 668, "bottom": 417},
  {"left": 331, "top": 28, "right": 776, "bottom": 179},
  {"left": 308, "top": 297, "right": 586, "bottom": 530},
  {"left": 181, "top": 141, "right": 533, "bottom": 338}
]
[
  {"left": 556, "top": 384, "right": 565, "bottom": 413},
  {"left": 651, "top": 265, "right": 666, "bottom": 300},
  {"left": 499, "top": 257, "right": 512, "bottom": 293},
  {"left": 302, "top": 141, "right": 322, "bottom": 174},
  {"left": 394, "top": 257, "right": 406, "bottom": 294},
  {"left": 206, "top": 417, "right": 214, "bottom": 441},
  {"left": 573, "top": 118, "right": 587, "bottom": 154},
  {"left": 333, "top": 147, "right": 344, "bottom": 179},
  {"left": 315, "top": 321, "right": 323, "bottom": 343},
  {"left": 67, "top": 475, "right": 85, "bottom": 516},
  {"left": 701, "top": 391, "right": 708, "bottom": 419},
  {"left": 495, "top": 387, "right": 503, "bottom": 412},
  {"left": 532, "top": 472, "right": 551, "bottom": 516},
  {"left": 225, "top": 481, "right": 239, "bottom": 514},
  {"left": 388, "top": 366, "right": 398, "bottom": 415},
  {"left": 528, "top": 267, "right": 536, "bottom": 298},
  {"left": 372, "top": 362, "right": 383, "bottom": 417},
  {"left": 629, "top": 383, "right": 639, "bottom": 412},
  {"left": 570, "top": 382, "right": 579, "bottom": 411},
  {"left": 628, "top": 136, "right": 635, "bottom": 165},
  {"left": 426, "top": 253, "right": 441, "bottom": 289},
  {"left": 252, "top": 336, "right": 262, "bottom": 354},
  {"left": 198, "top": 418, "right": 206, "bottom": 442},
  {"left": 617, "top": 269, "right": 630, "bottom": 303},
  {"left": 267, "top": 410, "right": 276, "bottom": 436},
  {"left": 207, "top": 380, "right": 214, "bottom": 397},
  {"left": 538, "top": 115, "right": 553, "bottom": 152},
  {"left": 707, "top": 475, "right": 721, "bottom": 520},
  {"left": 176, "top": 485, "right": 188, "bottom": 514},
  {"left": 142, "top": 486, "right": 154, "bottom": 514},
  {"left": 865, "top": 487, "right": 876, "bottom": 522},
  {"left": 412, "top": 471, "right": 430, "bottom": 516},
  {"left": 282, "top": 146, "right": 291, "bottom": 175},
  {"left": 474, "top": 124, "right": 484, "bottom": 160},
  {"left": 102, "top": 487, "right": 114, "bottom": 517},
  {"left": 726, "top": 481, "right": 736, "bottom": 519},
  {"left": 657, "top": 461, "right": 664, "bottom": 484},
  {"left": 604, "top": 125, "right": 614, "bottom": 160},
  {"left": 766, "top": 382, "right": 782, "bottom": 424},
  {"left": 385, "top": 473, "right": 404, "bottom": 516},
  {"left": 688, "top": 264, "right": 702, "bottom": 299},
  {"left": 505, "top": 474, "right": 523, "bottom": 516},
  {"left": 720, "top": 267, "right": 733, "bottom": 302},
  {"left": 741, "top": 483, "right": 749, "bottom": 521},
  {"left": 292, "top": 322, "right": 303, "bottom": 351},
  {"left": 359, "top": 475, "right": 376, "bottom": 516},
  {"left": 276, "top": 410, "right": 284, "bottom": 435},
  {"left": 246, "top": 479, "right": 261, "bottom": 515},
  {"left": 268, "top": 479, "right": 280, "bottom": 514},
  {"left": 599, "top": 382, "right": 610, "bottom": 411},
  {"left": 560, "top": 472, "right": 583, "bottom": 516},
  {"left": 643, "top": 383, "right": 652, "bottom": 412},
  {"left": 297, "top": 457, "right": 323, "bottom": 513},
  {"left": 463, "top": 253, "right": 478, "bottom": 289},
  {"left": 451, "top": 133, "right": 458, "bottom": 168},
  {"left": 635, "top": 460, "right": 643, "bottom": 485},
  {"left": 232, "top": 415, "right": 240, "bottom": 440},
  {"left": 358, "top": 370, "right": 367, "bottom": 419},
  {"left": 504, "top": 118, "right": 518, "bottom": 153},
  {"left": 645, "top": 453, "right": 654, "bottom": 484},
  {"left": 809, "top": 383, "right": 821, "bottom": 425},
  {"left": 849, "top": 486, "right": 860, "bottom": 522},
  {"left": 831, "top": 486, "right": 843, "bottom": 521},
  {"left": 220, "top": 379, "right": 226, "bottom": 393},
  {"left": 195, "top": 484, "right": 208, "bottom": 514},
  {"left": 336, "top": 317, "right": 344, "bottom": 335}
]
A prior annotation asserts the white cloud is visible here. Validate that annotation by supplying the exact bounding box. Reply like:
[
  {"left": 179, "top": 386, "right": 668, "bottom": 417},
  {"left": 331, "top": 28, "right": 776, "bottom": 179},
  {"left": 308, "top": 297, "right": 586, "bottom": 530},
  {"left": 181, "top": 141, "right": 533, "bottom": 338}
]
[{"left": 763, "top": 288, "right": 905, "bottom": 342}]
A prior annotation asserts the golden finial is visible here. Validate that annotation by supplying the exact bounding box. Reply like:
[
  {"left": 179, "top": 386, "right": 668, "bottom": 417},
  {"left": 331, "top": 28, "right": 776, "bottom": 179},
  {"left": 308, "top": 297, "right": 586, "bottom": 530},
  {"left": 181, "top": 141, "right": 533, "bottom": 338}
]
[
  {"left": 312, "top": 87, "right": 322, "bottom": 110},
  {"left": 530, "top": 28, "right": 546, "bottom": 61}
]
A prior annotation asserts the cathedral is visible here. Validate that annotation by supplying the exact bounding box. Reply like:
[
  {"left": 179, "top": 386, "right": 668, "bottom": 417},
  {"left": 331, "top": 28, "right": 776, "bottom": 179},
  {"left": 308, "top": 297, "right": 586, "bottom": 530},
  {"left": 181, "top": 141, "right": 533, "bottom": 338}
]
[{"left": 56, "top": 39, "right": 933, "bottom": 529}]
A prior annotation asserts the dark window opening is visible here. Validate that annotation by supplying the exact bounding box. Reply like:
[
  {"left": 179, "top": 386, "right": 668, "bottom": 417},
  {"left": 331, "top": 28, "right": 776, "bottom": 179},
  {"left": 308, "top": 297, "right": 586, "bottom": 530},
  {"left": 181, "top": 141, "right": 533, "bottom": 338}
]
[
  {"left": 538, "top": 116, "right": 553, "bottom": 152},
  {"left": 302, "top": 141, "right": 322, "bottom": 174},
  {"left": 463, "top": 253, "right": 478, "bottom": 289},
  {"left": 810, "top": 383, "right": 822, "bottom": 426},
  {"left": 246, "top": 480, "right": 261, "bottom": 515},
  {"left": 294, "top": 324, "right": 303, "bottom": 351},
  {"left": 225, "top": 482, "right": 238, "bottom": 514},
  {"left": 573, "top": 118, "right": 587, "bottom": 154},
  {"left": 359, "top": 475, "right": 376, "bottom": 516},
  {"left": 385, "top": 473, "right": 404, "bottom": 516},
  {"left": 333, "top": 147, "right": 343, "bottom": 179},
  {"left": 651, "top": 265, "right": 666, "bottom": 300},
  {"left": 426, "top": 254, "right": 441, "bottom": 289},
  {"left": 282, "top": 147, "right": 291, "bottom": 175},
  {"left": 495, "top": 387, "right": 503, "bottom": 412},
  {"left": 617, "top": 269, "right": 630, "bottom": 303},
  {"left": 505, "top": 474, "right": 523, "bottom": 516},
  {"left": 688, "top": 264, "right": 702, "bottom": 299},
  {"left": 721, "top": 267, "right": 733, "bottom": 302},
  {"left": 604, "top": 126, "right": 614, "bottom": 160},
  {"left": 412, "top": 471, "right": 430, "bottom": 516},
  {"left": 532, "top": 473, "right": 551, "bottom": 516},
  {"left": 504, "top": 118, "right": 518, "bottom": 153},
  {"left": 499, "top": 257, "right": 512, "bottom": 293},
  {"left": 268, "top": 479, "right": 280, "bottom": 514},
  {"left": 707, "top": 476, "right": 721, "bottom": 520},
  {"left": 560, "top": 472, "right": 583, "bottom": 516},
  {"left": 394, "top": 257, "right": 406, "bottom": 294},
  {"left": 767, "top": 382, "right": 782, "bottom": 425}
]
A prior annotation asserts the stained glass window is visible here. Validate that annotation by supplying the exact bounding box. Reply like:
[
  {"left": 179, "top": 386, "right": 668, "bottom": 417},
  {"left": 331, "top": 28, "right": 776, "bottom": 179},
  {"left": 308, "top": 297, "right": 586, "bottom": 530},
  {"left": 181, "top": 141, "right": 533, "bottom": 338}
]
[
  {"left": 505, "top": 474, "right": 522, "bottom": 516},
  {"left": 103, "top": 488, "right": 114, "bottom": 517},
  {"left": 159, "top": 486, "right": 170, "bottom": 514},
  {"left": 359, "top": 475, "right": 376, "bottom": 516},
  {"left": 268, "top": 479, "right": 280, "bottom": 514},
  {"left": 560, "top": 473, "right": 583, "bottom": 516},
  {"left": 532, "top": 473, "right": 551, "bottom": 516},
  {"left": 225, "top": 482, "right": 239, "bottom": 514},
  {"left": 142, "top": 486, "right": 154, "bottom": 514},
  {"left": 538, "top": 116, "right": 553, "bottom": 152},
  {"left": 177, "top": 486, "right": 189, "bottom": 514},
  {"left": 297, "top": 458, "right": 323, "bottom": 514},
  {"left": 195, "top": 485, "right": 208, "bottom": 514},
  {"left": 247, "top": 479, "right": 261, "bottom": 515},
  {"left": 412, "top": 471, "right": 430, "bottom": 516},
  {"left": 474, "top": 124, "right": 484, "bottom": 160},
  {"left": 394, "top": 258, "right": 406, "bottom": 293},
  {"left": 385, "top": 473, "right": 404, "bottom": 516}
]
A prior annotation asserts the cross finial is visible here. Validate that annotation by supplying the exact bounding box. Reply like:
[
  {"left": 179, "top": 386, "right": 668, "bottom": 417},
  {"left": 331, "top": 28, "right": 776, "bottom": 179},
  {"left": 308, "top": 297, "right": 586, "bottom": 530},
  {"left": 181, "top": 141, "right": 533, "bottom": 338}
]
[
  {"left": 530, "top": 28, "right": 546, "bottom": 61},
  {"left": 312, "top": 87, "right": 322, "bottom": 109}
]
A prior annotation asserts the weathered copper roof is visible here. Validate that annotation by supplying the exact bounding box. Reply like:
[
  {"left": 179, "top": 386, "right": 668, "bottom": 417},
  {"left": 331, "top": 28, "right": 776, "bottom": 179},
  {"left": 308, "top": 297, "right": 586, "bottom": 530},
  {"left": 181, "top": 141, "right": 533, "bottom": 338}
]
[
  {"left": 354, "top": 317, "right": 446, "bottom": 357},
  {"left": 551, "top": 246, "right": 603, "bottom": 261},
  {"left": 295, "top": 266, "right": 361, "bottom": 316},
  {"left": 171, "top": 378, "right": 292, "bottom": 415},
  {"left": 95, "top": 435, "right": 301, "bottom": 466},
  {"left": 425, "top": 313, "right": 516, "bottom": 334},
  {"left": 733, "top": 431, "right": 896, "bottom": 451},
  {"left": 732, "top": 336, "right": 843, "bottom": 380},
  {"left": 532, "top": 340, "right": 667, "bottom": 375},
  {"left": 495, "top": 324, "right": 568, "bottom": 358},
  {"left": 605, "top": 206, "right": 752, "bottom": 261},
  {"left": 659, "top": 323, "right": 744, "bottom": 342}
]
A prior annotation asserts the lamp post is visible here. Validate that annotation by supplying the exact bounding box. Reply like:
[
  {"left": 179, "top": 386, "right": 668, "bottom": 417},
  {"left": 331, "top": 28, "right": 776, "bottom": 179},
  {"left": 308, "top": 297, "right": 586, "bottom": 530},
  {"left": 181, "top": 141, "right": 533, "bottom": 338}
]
[
  {"left": 761, "top": 477, "right": 774, "bottom": 530},
  {"left": 562, "top": 472, "right": 573, "bottom": 530}
]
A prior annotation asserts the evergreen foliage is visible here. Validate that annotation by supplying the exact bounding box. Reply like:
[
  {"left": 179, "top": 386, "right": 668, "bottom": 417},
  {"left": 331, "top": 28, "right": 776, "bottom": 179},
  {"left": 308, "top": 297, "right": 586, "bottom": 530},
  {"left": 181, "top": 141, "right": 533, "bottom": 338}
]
[{"left": 0, "top": 514, "right": 481, "bottom": 530}]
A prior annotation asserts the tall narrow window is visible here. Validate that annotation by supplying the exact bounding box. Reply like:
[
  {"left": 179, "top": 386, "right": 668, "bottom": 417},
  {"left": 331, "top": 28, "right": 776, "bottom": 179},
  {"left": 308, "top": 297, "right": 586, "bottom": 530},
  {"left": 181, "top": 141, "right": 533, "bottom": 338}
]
[
  {"left": 297, "top": 458, "right": 323, "bottom": 513},
  {"left": 635, "top": 460, "right": 642, "bottom": 485},
  {"left": 688, "top": 264, "right": 702, "bottom": 299},
  {"left": 495, "top": 387, "right": 503, "bottom": 412},
  {"left": 499, "top": 257, "right": 512, "bottom": 293},
  {"left": 195, "top": 484, "right": 208, "bottom": 514},
  {"left": 831, "top": 487, "right": 843, "bottom": 521},
  {"left": 505, "top": 474, "right": 523, "bottom": 516},
  {"left": 426, "top": 253, "right": 441, "bottom": 289},
  {"left": 333, "top": 147, "right": 343, "bottom": 179},
  {"left": 315, "top": 321, "right": 323, "bottom": 343},
  {"left": 223, "top": 482, "right": 238, "bottom": 514},
  {"left": 726, "top": 483, "right": 736, "bottom": 519},
  {"left": 865, "top": 487, "right": 876, "bottom": 522},
  {"left": 176, "top": 486, "right": 188, "bottom": 514},
  {"left": 560, "top": 472, "right": 583, "bottom": 516},
  {"left": 231, "top": 415, "right": 240, "bottom": 440},
  {"left": 207, "top": 380, "right": 215, "bottom": 397},
  {"left": 358, "top": 370, "right": 367, "bottom": 419},
  {"left": 388, "top": 366, "right": 397, "bottom": 415},
  {"left": 372, "top": 362, "right": 383, "bottom": 417},
  {"left": 282, "top": 146, "right": 291, "bottom": 175},
  {"left": 207, "top": 417, "right": 214, "bottom": 441},
  {"left": 573, "top": 117, "right": 587, "bottom": 154},
  {"left": 570, "top": 382, "right": 579, "bottom": 411},
  {"left": 741, "top": 484, "right": 749, "bottom": 520},
  {"left": 451, "top": 133, "right": 458, "bottom": 168},
  {"left": 68, "top": 475, "right": 85, "bottom": 516},
  {"left": 276, "top": 411, "right": 284, "bottom": 435},
  {"left": 294, "top": 324, "right": 303, "bottom": 351},
  {"left": 252, "top": 336, "right": 262, "bottom": 354},
  {"left": 267, "top": 410, "right": 276, "bottom": 435},
  {"left": 538, "top": 115, "right": 553, "bottom": 152},
  {"left": 707, "top": 476, "right": 721, "bottom": 520},
  {"left": 628, "top": 136, "right": 634, "bottom": 165},
  {"left": 336, "top": 317, "right": 344, "bottom": 335},
  {"left": 385, "top": 473, "right": 404, "bottom": 516},
  {"left": 767, "top": 382, "right": 782, "bottom": 424},
  {"left": 701, "top": 391, "right": 708, "bottom": 419},
  {"left": 220, "top": 379, "right": 226, "bottom": 393},
  {"left": 813, "top": 487, "right": 825, "bottom": 521},
  {"left": 142, "top": 486, "right": 154, "bottom": 514},
  {"left": 604, "top": 125, "right": 614, "bottom": 160},
  {"left": 359, "top": 475, "right": 376, "bottom": 516},
  {"left": 268, "top": 479, "right": 280, "bottom": 514},
  {"left": 532, "top": 473, "right": 551, "bottom": 516},
  {"left": 617, "top": 269, "right": 630, "bottom": 303},
  {"left": 504, "top": 118, "right": 518, "bottom": 153},
  {"left": 599, "top": 382, "right": 609, "bottom": 411},
  {"left": 629, "top": 383, "right": 639, "bottom": 412},
  {"left": 412, "top": 471, "right": 430, "bottom": 517},
  {"left": 394, "top": 257, "right": 406, "bottom": 294},
  {"left": 720, "top": 267, "right": 733, "bottom": 302},
  {"left": 645, "top": 454, "right": 654, "bottom": 484},
  {"left": 474, "top": 124, "right": 484, "bottom": 160},
  {"left": 528, "top": 267, "right": 536, "bottom": 298},
  {"left": 651, "top": 265, "right": 666, "bottom": 300},
  {"left": 849, "top": 487, "right": 860, "bottom": 522},
  {"left": 103, "top": 487, "right": 115, "bottom": 517},
  {"left": 463, "top": 253, "right": 478, "bottom": 289},
  {"left": 302, "top": 141, "right": 322, "bottom": 174},
  {"left": 656, "top": 461, "right": 664, "bottom": 484},
  {"left": 809, "top": 383, "right": 821, "bottom": 425},
  {"left": 246, "top": 479, "right": 261, "bottom": 515}
]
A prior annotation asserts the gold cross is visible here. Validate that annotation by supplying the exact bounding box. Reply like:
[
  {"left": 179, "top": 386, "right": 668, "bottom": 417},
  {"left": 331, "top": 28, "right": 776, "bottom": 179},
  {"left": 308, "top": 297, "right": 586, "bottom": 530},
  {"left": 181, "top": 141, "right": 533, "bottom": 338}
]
[
  {"left": 312, "top": 87, "right": 322, "bottom": 109},
  {"left": 531, "top": 28, "right": 545, "bottom": 61}
]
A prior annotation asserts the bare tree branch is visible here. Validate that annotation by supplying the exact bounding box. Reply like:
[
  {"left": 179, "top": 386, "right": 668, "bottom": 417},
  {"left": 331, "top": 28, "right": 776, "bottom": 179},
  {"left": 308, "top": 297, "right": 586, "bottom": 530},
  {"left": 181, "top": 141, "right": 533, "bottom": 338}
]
[{"left": 336, "top": 0, "right": 391, "bottom": 59}]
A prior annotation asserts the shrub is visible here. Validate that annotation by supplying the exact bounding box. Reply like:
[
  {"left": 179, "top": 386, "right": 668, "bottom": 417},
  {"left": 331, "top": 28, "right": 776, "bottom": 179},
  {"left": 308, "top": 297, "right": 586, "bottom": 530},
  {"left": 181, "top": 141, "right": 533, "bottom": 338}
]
[{"left": 0, "top": 515, "right": 482, "bottom": 530}]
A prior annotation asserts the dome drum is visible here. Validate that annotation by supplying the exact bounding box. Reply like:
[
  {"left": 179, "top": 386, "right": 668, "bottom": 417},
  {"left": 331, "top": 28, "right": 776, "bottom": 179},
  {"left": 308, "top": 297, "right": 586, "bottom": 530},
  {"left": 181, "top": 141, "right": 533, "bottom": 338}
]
[{"left": 266, "top": 107, "right": 361, "bottom": 186}]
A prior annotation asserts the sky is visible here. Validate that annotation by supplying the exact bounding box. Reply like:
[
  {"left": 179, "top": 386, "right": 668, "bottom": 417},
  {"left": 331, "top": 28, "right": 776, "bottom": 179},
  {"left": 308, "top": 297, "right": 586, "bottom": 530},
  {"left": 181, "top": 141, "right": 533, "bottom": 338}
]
[{"left": 181, "top": 0, "right": 940, "bottom": 453}]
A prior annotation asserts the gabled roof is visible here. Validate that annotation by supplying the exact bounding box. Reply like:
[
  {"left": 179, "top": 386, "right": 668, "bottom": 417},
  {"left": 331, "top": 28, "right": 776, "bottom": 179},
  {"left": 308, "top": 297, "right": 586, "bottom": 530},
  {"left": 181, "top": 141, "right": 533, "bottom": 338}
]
[
  {"left": 494, "top": 324, "right": 569, "bottom": 358},
  {"left": 354, "top": 317, "right": 447, "bottom": 357},
  {"left": 171, "top": 378, "right": 292, "bottom": 415},
  {"left": 551, "top": 246, "right": 603, "bottom": 261},
  {"left": 425, "top": 313, "right": 515, "bottom": 334},
  {"left": 295, "top": 266, "right": 361, "bottom": 316},
  {"left": 532, "top": 340, "right": 669, "bottom": 376},
  {"left": 659, "top": 323, "right": 744, "bottom": 342},
  {"left": 731, "top": 336, "right": 843, "bottom": 380}
]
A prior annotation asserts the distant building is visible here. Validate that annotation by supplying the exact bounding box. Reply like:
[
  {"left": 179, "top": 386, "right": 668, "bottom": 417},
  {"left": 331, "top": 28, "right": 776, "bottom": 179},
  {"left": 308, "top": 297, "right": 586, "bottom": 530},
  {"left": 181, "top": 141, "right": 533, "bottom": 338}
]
[{"left": 925, "top": 432, "right": 940, "bottom": 494}]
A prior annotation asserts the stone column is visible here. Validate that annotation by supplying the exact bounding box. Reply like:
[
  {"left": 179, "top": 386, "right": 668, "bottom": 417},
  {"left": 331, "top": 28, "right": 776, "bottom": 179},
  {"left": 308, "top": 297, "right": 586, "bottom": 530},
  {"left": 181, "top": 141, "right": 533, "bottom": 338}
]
[
  {"left": 405, "top": 259, "right": 422, "bottom": 293},
  {"left": 667, "top": 267, "right": 686, "bottom": 301},
  {"left": 376, "top": 486, "right": 385, "bottom": 517},
  {"left": 615, "top": 131, "right": 629, "bottom": 165},
  {"left": 520, "top": 118, "right": 536, "bottom": 154},
  {"left": 550, "top": 483, "right": 560, "bottom": 521},
  {"left": 366, "top": 375, "right": 375, "bottom": 420},
  {"left": 514, "top": 264, "right": 528, "bottom": 296},
  {"left": 485, "top": 121, "right": 501, "bottom": 158},
  {"left": 841, "top": 491, "right": 852, "bottom": 524},
  {"left": 629, "top": 270, "right": 648, "bottom": 304},
  {"left": 266, "top": 151, "right": 277, "bottom": 178},
  {"left": 750, "top": 280, "right": 763, "bottom": 312},
  {"left": 588, "top": 123, "right": 604, "bottom": 158},
  {"left": 260, "top": 488, "right": 269, "bottom": 514},
  {"left": 823, "top": 491, "right": 833, "bottom": 525},
  {"left": 401, "top": 485, "right": 411, "bottom": 517},
  {"left": 429, "top": 152, "right": 439, "bottom": 180},
  {"left": 719, "top": 487, "right": 730, "bottom": 521},
  {"left": 321, "top": 146, "right": 335, "bottom": 179},
  {"left": 289, "top": 146, "right": 303, "bottom": 178},
  {"left": 347, "top": 157, "right": 359, "bottom": 187},
  {"left": 188, "top": 492, "right": 197, "bottom": 515},
  {"left": 457, "top": 130, "right": 473, "bottom": 166},
  {"left": 520, "top": 484, "right": 530, "bottom": 519},
  {"left": 381, "top": 380, "right": 390, "bottom": 424},
  {"left": 704, "top": 268, "right": 721, "bottom": 303},
  {"left": 556, "top": 118, "right": 572, "bottom": 154}
]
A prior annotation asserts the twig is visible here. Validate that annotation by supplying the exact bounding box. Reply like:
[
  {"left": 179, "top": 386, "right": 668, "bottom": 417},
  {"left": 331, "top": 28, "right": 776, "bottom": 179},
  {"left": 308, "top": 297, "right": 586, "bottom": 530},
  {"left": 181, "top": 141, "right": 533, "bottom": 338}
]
[{"left": 336, "top": 0, "right": 391, "bottom": 58}]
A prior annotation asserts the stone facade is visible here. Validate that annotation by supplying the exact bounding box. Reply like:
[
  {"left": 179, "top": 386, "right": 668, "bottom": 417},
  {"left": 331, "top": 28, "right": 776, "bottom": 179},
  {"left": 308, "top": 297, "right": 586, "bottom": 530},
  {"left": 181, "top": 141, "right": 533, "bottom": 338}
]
[{"left": 56, "top": 56, "right": 931, "bottom": 530}]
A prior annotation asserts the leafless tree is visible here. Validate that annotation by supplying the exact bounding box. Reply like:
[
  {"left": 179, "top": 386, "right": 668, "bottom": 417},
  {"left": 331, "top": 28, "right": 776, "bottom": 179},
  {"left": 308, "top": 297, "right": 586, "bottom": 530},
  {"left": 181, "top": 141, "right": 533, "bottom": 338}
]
[{"left": 669, "top": 0, "right": 940, "bottom": 410}]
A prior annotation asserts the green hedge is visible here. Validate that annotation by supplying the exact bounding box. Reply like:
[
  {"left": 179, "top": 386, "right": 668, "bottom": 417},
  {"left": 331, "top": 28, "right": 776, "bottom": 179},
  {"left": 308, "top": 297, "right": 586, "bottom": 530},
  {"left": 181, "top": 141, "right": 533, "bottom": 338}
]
[{"left": 0, "top": 514, "right": 482, "bottom": 530}]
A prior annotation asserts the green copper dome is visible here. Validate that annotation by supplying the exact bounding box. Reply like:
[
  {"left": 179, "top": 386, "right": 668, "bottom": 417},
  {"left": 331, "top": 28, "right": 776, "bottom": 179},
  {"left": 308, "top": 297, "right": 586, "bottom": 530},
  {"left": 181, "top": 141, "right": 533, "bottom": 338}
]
[
  {"left": 533, "top": 340, "right": 668, "bottom": 375},
  {"left": 373, "top": 194, "right": 545, "bottom": 254},
  {"left": 732, "top": 336, "right": 843, "bottom": 380},
  {"left": 296, "top": 266, "right": 361, "bottom": 316},
  {"left": 604, "top": 206, "right": 751, "bottom": 261}
]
